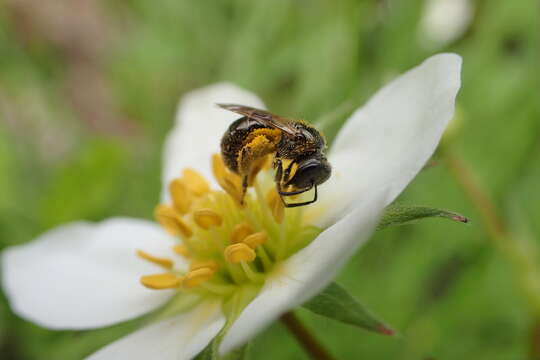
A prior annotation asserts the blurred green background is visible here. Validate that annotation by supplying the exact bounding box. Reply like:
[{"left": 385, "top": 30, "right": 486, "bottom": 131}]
[{"left": 0, "top": 0, "right": 539, "bottom": 359}]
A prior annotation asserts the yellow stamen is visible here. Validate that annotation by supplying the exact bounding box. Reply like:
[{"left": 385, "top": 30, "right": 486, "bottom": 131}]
[
  {"left": 169, "top": 179, "right": 192, "bottom": 214},
  {"left": 136, "top": 250, "right": 173, "bottom": 269},
  {"left": 140, "top": 273, "right": 183, "bottom": 289},
  {"left": 212, "top": 153, "right": 227, "bottom": 179},
  {"left": 212, "top": 154, "right": 243, "bottom": 204},
  {"left": 154, "top": 204, "right": 193, "bottom": 238},
  {"left": 189, "top": 260, "right": 219, "bottom": 272},
  {"left": 243, "top": 232, "right": 268, "bottom": 249},
  {"left": 266, "top": 188, "right": 285, "bottom": 224},
  {"left": 230, "top": 222, "right": 254, "bottom": 243},
  {"left": 224, "top": 243, "right": 256, "bottom": 264},
  {"left": 183, "top": 267, "right": 215, "bottom": 288},
  {"left": 193, "top": 208, "right": 223, "bottom": 229},
  {"left": 182, "top": 169, "right": 210, "bottom": 196},
  {"left": 172, "top": 244, "right": 191, "bottom": 257}
]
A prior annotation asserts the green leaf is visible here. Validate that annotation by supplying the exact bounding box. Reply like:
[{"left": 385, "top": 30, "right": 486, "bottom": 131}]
[
  {"left": 377, "top": 204, "right": 469, "bottom": 230},
  {"left": 303, "top": 282, "right": 395, "bottom": 336}
]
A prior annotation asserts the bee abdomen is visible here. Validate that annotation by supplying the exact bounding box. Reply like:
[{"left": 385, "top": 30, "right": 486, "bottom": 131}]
[
  {"left": 221, "top": 117, "right": 281, "bottom": 174},
  {"left": 221, "top": 118, "right": 248, "bottom": 173}
]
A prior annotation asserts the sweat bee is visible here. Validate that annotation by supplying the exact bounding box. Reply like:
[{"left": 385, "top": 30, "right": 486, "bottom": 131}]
[{"left": 219, "top": 104, "right": 331, "bottom": 207}]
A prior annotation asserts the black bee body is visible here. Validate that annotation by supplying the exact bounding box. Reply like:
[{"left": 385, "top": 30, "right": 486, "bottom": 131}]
[
  {"left": 221, "top": 116, "right": 278, "bottom": 173},
  {"left": 219, "top": 104, "right": 331, "bottom": 207}
]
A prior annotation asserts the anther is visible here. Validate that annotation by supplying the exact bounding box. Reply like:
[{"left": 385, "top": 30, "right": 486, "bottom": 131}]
[
  {"left": 193, "top": 208, "right": 223, "bottom": 229},
  {"left": 212, "top": 153, "right": 227, "bottom": 180},
  {"left": 136, "top": 250, "right": 174, "bottom": 269},
  {"left": 266, "top": 189, "right": 284, "bottom": 224},
  {"left": 189, "top": 260, "right": 219, "bottom": 272},
  {"left": 230, "top": 222, "right": 254, "bottom": 243},
  {"left": 183, "top": 267, "right": 215, "bottom": 288},
  {"left": 169, "top": 179, "right": 192, "bottom": 214},
  {"left": 140, "top": 273, "right": 183, "bottom": 289},
  {"left": 182, "top": 169, "right": 210, "bottom": 196},
  {"left": 224, "top": 243, "right": 256, "bottom": 264},
  {"left": 154, "top": 204, "right": 193, "bottom": 238},
  {"left": 243, "top": 232, "right": 268, "bottom": 249},
  {"left": 172, "top": 244, "right": 191, "bottom": 257}
]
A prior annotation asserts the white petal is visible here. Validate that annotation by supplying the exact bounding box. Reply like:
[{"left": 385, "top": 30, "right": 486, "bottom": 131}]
[
  {"left": 308, "top": 53, "right": 462, "bottom": 228},
  {"left": 419, "top": 0, "right": 474, "bottom": 48},
  {"left": 88, "top": 300, "right": 225, "bottom": 360},
  {"left": 2, "top": 218, "right": 180, "bottom": 329},
  {"left": 220, "top": 190, "right": 388, "bottom": 353},
  {"left": 161, "top": 83, "right": 265, "bottom": 201}
]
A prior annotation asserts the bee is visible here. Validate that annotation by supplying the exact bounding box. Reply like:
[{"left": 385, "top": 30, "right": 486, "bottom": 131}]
[{"left": 219, "top": 104, "right": 331, "bottom": 207}]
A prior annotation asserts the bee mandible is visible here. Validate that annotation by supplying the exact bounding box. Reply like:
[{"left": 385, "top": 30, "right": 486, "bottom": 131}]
[{"left": 219, "top": 104, "right": 331, "bottom": 207}]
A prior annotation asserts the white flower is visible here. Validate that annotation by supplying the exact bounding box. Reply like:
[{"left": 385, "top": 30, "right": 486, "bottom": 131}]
[
  {"left": 1, "top": 54, "right": 461, "bottom": 359},
  {"left": 419, "top": 0, "right": 474, "bottom": 48}
]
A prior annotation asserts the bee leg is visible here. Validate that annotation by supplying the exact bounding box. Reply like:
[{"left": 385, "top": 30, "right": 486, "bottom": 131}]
[
  {"left": 276, "top": 182, "right": 287, "bottom": 206},
  {"left": 274, "top": 158, "right": 284, "bottom": 183},
  {"left": 241, "top": 175, "right": 248, "bottom": 205},
  {"left": 280, "top": 182, "right": 317, "bottom": 208},
  {"left": 278, "top": 187, "right": 310, "bottom": 196},
  {"left": 283, "top": 160, "right": 296, "bottom": 183}
]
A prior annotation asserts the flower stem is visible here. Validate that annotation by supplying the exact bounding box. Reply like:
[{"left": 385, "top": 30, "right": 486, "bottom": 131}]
[
  {"left": 442, "top": 147, "right": 540, "bottom": 358},
  {"left": 443, "top": 149, "right": 507, "bottom": 241},
  {"left": 280, "top": 312, "right": 336, "bottom": 360}
]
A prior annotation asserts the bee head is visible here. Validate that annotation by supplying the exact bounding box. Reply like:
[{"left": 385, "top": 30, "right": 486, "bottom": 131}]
[{"left": 287, "top": 154, "right": 331, "bottom": 190}]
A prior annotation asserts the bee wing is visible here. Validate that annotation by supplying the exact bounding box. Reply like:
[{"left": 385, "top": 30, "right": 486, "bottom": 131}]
[{"left": 217, "top": 104, "right": 300, "bottom": 136}]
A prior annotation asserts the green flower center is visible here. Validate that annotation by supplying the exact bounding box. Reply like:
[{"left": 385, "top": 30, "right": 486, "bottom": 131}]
[{"left": 137, "top": 154, "right": 321, "bottom": 299}]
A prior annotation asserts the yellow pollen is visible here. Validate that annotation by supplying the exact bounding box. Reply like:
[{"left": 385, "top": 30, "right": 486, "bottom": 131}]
[
  {"left": 189, "top": 260, "right": 219, "bottom": 272},
  {"left": 183, "top": 267, "right": 215, "bottom": 288},
  {"left": 140, "top": 273, "right": 183, "bottom": 289},
  {"left": 172, "top": 244, "right": 191, "bottom": 257},
  {"left": 247, "top": 155, "right": 271, "bottom": 186},
  {"left": 136, "top": 250, "right": 174, "bottom": 269},
  {"left": 155, "top": 204, "right": 193, "bottom": 238},
  {"left": 182, "top": 168, "right": 210, "bottom": 196},
  {"left": 262, "top": 154, "right": 273, "bottom": 170},
  {"left": 230, "top": 222, "right": 254, "bottom": 243},
  {"left": 169, "top": 179, "right": 192, "bottom": 214},
  {"left": 243, "top": 232, "right": 268, "bottom": 249},
  {"left": 193, "top": 208, "right": 223, "bottom": 229},
  {"left": 224, "top": 243, "right": 256, "bottom": 264},
  {"left": 212, "top": 154, "right": 244, "bottom": 204},
  {"left": 266, "top": 188, "right": 285, "bottom": 224}
]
